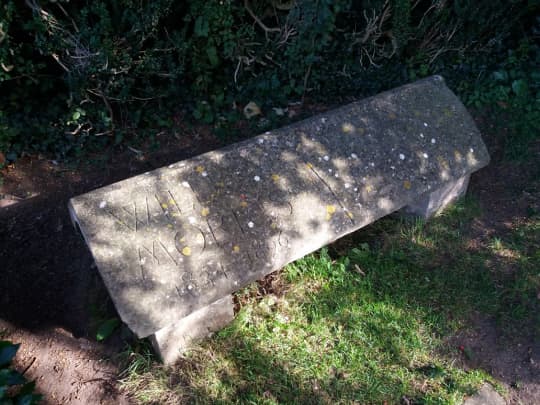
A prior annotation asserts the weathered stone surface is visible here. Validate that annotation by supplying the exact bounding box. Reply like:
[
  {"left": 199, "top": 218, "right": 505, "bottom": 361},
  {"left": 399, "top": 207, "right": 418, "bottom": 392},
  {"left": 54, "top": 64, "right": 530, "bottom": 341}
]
[
  {"left": 402, "top": 174, "right": 470, "bottom": 218},
  {"left": 69, "top": 76, "right": 490, "bottom": 338},
  {"left": 149, "top": 295, "right": 234, "bottom": 364}
]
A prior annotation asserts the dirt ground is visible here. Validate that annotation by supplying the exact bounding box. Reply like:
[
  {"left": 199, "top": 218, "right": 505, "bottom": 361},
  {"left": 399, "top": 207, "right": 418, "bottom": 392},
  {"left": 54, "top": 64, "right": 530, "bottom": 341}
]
[{"left": 0, "top": 111, "right": 538, "bottom": 404}]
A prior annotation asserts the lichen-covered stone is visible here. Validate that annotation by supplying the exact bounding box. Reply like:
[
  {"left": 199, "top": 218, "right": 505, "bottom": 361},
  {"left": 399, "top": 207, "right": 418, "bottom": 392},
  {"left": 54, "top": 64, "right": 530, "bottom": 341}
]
[{"left": 69, "top": 76, "right": 489, "bottom": 338}]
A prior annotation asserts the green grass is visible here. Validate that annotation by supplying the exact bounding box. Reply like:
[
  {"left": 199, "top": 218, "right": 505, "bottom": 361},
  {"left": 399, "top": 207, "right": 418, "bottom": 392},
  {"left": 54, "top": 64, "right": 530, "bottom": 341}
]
[{"left": 119, "top": 197, "right": 539, "bottom": 404}]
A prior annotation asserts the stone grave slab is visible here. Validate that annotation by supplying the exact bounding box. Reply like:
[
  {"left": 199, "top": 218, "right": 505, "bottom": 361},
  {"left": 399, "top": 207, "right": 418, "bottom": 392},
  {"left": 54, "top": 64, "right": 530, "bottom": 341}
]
[{"left": 69, "top": 76, "right": 490, "bottom": 344}]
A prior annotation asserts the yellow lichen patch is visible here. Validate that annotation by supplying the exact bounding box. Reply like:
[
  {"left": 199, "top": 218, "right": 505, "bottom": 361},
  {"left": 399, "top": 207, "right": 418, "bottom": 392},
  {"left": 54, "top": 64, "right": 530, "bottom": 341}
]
[
  {"left": 195, "top": 165, "right": 205, "bottom": 173},
  {"left": 326, "top": 205, "right": 336, "bottom": 221},
  {"left": 443, "top": 108, "right": 453, "bottom": 117},
  {"left": 271, "top": 174, "right": 280, "bottom": 183},
  {"left": 342, "top": 123, "right": 356, "bottom": 134},
  {"left": 365, "top": 185, "right": 373, "bottom": 193},
  {"left": 217, "top": 181, "right": 224, "bottom": 187},
  {"left": 454, "top": 150, "right": 463, "bottom": 162},
  {"left": 168, "top": 199, "right": 175, "bottom": 205},
  {"left": 270, "top": 222, "right": 278, "bottom": 229},
  {"left": 167, "top": 224, "right": 173, "bottom": 228},
  {"left": 437, "top": 156, "right": 450, "bottom": 170},
  {"left": 403, "top": 180, "right": 412, "bottom": 190},
  {"left": 161, "top": 203, "right": 168, "bottom": 209},
  {"left": 201, "top": 207, "right": 210, "bottom": 217},
  {"left": 233, "top": 245, "right": 240, "bottom": 253},
  {"left": 172, "top": 213, "right": 181, "bottom": 217},
  {"left": 181, "top": 246, "right": 192, "bottom": 256},
  {"left": 346, "top": 211, "right": 354, "bottom": 219},
  {"left": 306, "top": 162, "right": 313, "bottom": 169},
  {"left": 240, "top": 201, "right": 248, "bottom": 208}
]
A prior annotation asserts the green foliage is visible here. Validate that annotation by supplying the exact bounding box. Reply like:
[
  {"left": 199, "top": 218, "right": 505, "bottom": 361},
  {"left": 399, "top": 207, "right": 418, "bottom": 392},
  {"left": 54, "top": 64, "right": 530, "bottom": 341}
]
[
  {"left": 0, "top": 0, "right": 535, "bottom": 160},
  {"left": 0, "top": 341, "right": 41, "bottom": 404},
  {"left": 96, "top": 318, "right": 120, "bottom": 342},
  {"left": 461, "top": 39, "right": 540, "bottom": 159}
]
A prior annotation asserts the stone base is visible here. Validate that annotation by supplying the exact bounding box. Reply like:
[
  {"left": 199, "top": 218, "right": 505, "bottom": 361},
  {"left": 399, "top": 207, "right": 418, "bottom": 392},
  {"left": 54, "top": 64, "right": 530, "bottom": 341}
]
[
  {"left": 149, "top": 295, "right": 234, "bottom": 365},
  {"left": 401, "top": 174, "right": 470, "bottom": 219}
]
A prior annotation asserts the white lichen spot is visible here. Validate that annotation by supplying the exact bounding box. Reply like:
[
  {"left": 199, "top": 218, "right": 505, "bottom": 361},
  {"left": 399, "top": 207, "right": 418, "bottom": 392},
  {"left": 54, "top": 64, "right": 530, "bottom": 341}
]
[
  {"left": 431, "top": 138, "right": 436, "bottom": 144},
  {"left": 254, "top": 175, "right": 261, "bottom": 182},
  {"left": 248, "top": 221, "right": 254, "bottom": 228},
  {"left": 258, "top": 138, "right": 264, "bottom": 144},
  {"left": 188, "top": 216, "right": 196, "bottom": 224},
  {"left": 424, "top": 122, "right": 428, "bottom": 127},
  {"left": 470, "top": 148, "right": 474, "bottom": 153},
  {"left": 321, "top": 117, "right": 327, "bottom": 123},
  {"left": 328, "top": 168, "right": 333, "bottom": 173},
  {"left": 99, "top": 201, "right": 107, "bottom": 209},
  {"left": 187, "top": 284, "right": 193, "bottom": 290},
  {"left": 390, "top": 166, "right": 395, "bottom": 170},
  {"left": 182, "top": 181, "right": 190, "bottom": 188},
  {"left": 344, "top": 183, "right": 351, "bottom": 189},
  {"left": 370, "top": 162, "right": 375, "bottom": 167},
  {"left": 420, "top": 133, "right": 424, "bottom": 138},
  {"left": 334, "top": 173, "right": 339, "bottom": 178},
  {"left": 351, "top": 153, "right": 358, "bottom": 159},
  {"left": 323, "top": 155, "right": 330, "bottom": 161},
  {"left": 354, "top": 187, "right": 358, "bottom": 192},
  {"left": 399, "top": 153, "right": 405, "bottom": 160},
  {"left": 423, "top": 153, "right": 429, "bottom": 159}
]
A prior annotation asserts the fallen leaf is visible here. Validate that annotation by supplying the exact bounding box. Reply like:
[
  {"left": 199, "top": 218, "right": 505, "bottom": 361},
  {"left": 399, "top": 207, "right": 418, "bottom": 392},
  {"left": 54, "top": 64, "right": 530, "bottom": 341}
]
[{"left": 243, "top": 101, "right": 261, "bottom": 119}]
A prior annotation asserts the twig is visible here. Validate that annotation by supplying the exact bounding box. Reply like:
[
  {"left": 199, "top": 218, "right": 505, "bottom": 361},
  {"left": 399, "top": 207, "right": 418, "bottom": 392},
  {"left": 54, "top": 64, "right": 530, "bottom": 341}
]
[{"left": 244, "top": 0, "right": 281, "bottom": 39}]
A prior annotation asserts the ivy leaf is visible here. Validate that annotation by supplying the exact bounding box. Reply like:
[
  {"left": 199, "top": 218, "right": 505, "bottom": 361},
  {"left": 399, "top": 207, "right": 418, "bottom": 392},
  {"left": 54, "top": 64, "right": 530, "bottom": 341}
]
[
  {"left": 512, "top": 79, "right": 528, "bottom": 97},
  {"left": 96, "top": 318, "right": 120, "bottom": 342},
  {"left": 493, "top": 70, "right": 508, "bottom": 81},
  {"left": 206, "top": 46, "right": 219, "bottom": 67},
  {"left": 194, "top": 16, "right": 209, "bottom": 37},
  {"left": 0, "top": 341, "right": 19, "bottom": 367}
]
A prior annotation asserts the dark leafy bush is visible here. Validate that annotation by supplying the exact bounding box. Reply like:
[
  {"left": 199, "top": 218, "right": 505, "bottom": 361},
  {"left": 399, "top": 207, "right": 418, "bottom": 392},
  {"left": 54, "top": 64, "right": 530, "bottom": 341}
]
[{"left": 0, "top": 0, "right": 535, "bottom": 160}]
